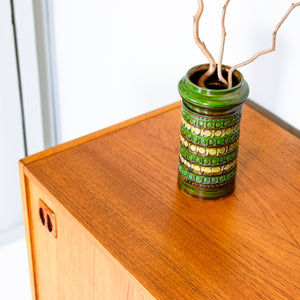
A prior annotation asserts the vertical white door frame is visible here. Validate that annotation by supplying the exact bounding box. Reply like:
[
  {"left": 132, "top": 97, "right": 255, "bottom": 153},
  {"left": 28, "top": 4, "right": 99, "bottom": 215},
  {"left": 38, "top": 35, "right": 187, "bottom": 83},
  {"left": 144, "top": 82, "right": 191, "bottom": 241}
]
[
  {"left": 14, "top": 0, "right": 59, "bottom": 152},
  {"left": 32, "top": 0, "right": 60, "bottom": 147}
]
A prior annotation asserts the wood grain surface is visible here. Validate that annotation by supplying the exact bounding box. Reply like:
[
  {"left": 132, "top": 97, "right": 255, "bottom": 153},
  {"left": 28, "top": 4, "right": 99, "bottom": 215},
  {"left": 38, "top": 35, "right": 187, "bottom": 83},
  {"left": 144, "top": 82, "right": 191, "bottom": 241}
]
[
  {"left": 24, "top": 178, "right": 154, "bottom": 300},
  {"left": 20, "top": 102, "right": 300, "bottom": 299}
]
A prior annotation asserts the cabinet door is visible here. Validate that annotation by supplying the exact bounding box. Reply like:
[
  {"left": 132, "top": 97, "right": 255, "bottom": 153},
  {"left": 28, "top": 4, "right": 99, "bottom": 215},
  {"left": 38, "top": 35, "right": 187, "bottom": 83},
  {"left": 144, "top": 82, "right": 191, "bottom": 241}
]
[{"left": 25, "top": 179, "right": 153, "bottom": 299}]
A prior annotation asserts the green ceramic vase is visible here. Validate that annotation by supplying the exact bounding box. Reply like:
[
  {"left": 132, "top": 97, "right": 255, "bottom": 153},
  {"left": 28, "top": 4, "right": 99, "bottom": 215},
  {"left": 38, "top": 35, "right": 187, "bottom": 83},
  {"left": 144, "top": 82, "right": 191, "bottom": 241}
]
[{"left": 177, "top": 64, "right": 249, "bottom": 200}]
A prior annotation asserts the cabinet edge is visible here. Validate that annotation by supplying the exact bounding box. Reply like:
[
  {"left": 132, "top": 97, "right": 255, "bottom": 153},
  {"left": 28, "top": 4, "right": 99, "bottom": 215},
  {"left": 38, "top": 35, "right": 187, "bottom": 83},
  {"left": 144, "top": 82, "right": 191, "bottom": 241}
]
[
  {"left": 20, "top": 101, "right": 181, "bottom": 167},
  {"left": 19, "top": 161, "right": 37, "bottom": 300}
]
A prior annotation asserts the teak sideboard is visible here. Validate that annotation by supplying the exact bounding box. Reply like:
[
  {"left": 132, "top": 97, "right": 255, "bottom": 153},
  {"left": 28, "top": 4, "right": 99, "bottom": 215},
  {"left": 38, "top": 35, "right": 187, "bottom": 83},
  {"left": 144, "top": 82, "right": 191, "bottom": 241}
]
[{"left": 19, "top": 102, "right": 300, "bottom": 299}]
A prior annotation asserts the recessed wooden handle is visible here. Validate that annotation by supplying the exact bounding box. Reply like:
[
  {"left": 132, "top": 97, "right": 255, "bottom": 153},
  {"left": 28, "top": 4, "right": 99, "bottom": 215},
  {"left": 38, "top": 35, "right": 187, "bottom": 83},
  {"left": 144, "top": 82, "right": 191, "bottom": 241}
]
[{"left": 38, "top": 199, "right": 57, "bottom": 238}]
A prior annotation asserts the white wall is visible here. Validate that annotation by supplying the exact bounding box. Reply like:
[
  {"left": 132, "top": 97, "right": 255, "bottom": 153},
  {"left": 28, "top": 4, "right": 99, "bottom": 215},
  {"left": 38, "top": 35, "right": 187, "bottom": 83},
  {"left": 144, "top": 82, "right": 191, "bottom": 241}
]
[
  {"left": 0, "top": 0, "right": 25, "bottom": 243},
  {"left": 52, "top": 0, "right": 300, "bottom": 143}
]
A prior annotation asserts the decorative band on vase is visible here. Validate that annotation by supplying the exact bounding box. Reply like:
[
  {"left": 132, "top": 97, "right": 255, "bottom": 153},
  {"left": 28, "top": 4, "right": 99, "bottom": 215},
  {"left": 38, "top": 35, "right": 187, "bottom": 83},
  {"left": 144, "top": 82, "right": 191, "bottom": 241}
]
[
  {"left": 180, "top": 144, "right": 239, "bottom": 166},
  {"left": 180, "top": 135, "right": 239, "bottom": 157},
  {"left": 182, "top": 102, "right": 243, "bottom": 129},
  {"left": 178, "top": 162, "right": 237, "bottom": 187}
]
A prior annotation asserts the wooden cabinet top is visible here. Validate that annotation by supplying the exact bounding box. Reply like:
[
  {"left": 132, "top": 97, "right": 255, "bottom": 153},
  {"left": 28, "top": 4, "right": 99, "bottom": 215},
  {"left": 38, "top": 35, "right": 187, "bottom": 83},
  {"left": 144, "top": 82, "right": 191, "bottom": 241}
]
[{"left": 21, "top": 102, "right": 300, "bottom": 299}]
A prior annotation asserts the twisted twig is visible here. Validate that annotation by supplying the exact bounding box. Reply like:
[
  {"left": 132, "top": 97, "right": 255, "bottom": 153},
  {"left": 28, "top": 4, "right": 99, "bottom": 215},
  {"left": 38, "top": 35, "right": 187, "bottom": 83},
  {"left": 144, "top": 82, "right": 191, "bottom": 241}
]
[
  {"left": 228, "top": 2, "right": 300, "bottom": 88},
  {"left": 193, "top": 0, "right": 216, "bottom": 88},
  {"left": 217, "top": 0, "right": 231, "bottom": 87}
]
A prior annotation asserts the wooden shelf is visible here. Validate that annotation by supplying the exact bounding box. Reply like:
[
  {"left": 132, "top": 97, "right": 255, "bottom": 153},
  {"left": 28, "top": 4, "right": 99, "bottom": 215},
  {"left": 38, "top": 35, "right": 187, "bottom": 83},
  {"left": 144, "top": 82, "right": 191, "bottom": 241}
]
[{"left": 20, "top": 102, "right": 300, "bottom": 299}]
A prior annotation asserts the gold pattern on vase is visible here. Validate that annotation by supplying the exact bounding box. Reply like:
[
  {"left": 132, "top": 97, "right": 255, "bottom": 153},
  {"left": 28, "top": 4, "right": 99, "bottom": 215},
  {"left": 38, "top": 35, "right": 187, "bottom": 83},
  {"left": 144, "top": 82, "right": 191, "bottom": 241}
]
[
  {"left": 179, "top": 154, "right": 237, "bottom": 176},
  {"left": 180, "top": 135, "right": 239, "bottom": 157},
  {"left": 181, "top": 116, "right": 240, "bottom": 138}
]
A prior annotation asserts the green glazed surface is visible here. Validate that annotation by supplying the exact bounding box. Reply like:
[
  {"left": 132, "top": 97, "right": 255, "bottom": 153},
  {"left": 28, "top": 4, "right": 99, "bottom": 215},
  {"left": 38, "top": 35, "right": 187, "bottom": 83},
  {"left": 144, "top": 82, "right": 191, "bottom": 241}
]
[
  {"left": 180, "top": 145, "right": 239, "bottom": 166},
  {"left": 178, "top": 64, "right": 249, "bottom": 113},
  {"left": 177, "top": 64, "right": 249, "bottom": 200}
]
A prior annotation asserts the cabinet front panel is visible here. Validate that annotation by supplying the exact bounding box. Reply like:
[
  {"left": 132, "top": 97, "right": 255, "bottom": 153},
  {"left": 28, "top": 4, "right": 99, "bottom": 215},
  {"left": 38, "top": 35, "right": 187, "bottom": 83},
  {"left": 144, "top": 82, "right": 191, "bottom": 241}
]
[
  {"left": 27, "top": 180, "right": 58, "bottom": 300},
  {"left": 27, "top": 180, "right": 153, "bottom": 300}
]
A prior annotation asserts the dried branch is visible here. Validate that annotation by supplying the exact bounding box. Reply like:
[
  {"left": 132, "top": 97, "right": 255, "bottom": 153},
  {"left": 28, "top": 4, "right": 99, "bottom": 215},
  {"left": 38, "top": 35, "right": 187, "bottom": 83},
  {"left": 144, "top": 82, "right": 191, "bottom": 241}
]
[
  {"left": 217, "top": 0, "right": 231, "bottom": 87},
  {"left": 228, "top": 2, "right": 300, "bottom": 88},
  {"left": 193, "top": 0, "right": 216, "bottom": 88}
]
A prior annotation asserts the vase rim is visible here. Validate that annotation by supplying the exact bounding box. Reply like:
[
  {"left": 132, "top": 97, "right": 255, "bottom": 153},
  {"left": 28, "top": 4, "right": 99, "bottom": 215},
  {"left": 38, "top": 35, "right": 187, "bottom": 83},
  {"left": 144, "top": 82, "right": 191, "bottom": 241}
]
[
  {"left": 178, "top": 64, "right": 250, "bottom": 111},
  {"left": 186, "top": 64, "right": 243, "bottom": 94}
]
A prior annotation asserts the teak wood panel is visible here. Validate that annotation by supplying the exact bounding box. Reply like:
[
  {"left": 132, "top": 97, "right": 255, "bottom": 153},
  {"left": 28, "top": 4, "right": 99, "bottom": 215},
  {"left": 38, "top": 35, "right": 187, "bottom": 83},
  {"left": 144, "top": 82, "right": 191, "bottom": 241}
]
[
  {"left": 27, "top": 179, "right": 58, "bottom": 299},
  {"left": 20, "top": 102, "right": 300, "bottom": 299},
  {"left": 23, "top": 178, "right": 153, "bottom": 300},
  {"left": 19, "top": 102, "right": 180, "bottom": 300}
]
